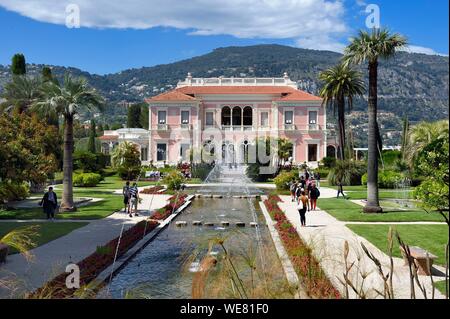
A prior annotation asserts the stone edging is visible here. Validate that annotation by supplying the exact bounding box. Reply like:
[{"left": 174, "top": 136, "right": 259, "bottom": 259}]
[{"left": 258, "top": 199, "right": 304, "bottom": 299}]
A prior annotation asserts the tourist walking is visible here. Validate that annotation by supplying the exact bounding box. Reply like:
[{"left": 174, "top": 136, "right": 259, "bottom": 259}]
[
  {"left": 299, "top": 176, "right": 306, "bottom": 190},
  {"left": 297, "top": 191, "right": 309, "bottom": 227},
  {"left": 129, "top": 182, "right": 140, "bottom": 217},
  {"left": 39, "top": 186, "right": 58, "bottom": 220},
  {"left": 337, "top": 180, "right": 346, "bottom": 199},
  {"left": 315, "top": 171, "right": 321, "bottom": 188},
  {"left": 289, "top": 180, "right": 297, "bottom": 202},
  {"left": 309, "top": 183, "right": 320, "bottom": 211},
  {"left": 123, "top": 181, "right": 131, "bottom": 214}
]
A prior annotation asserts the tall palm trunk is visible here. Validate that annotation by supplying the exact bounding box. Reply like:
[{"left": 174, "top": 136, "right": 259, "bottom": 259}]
[
  {"left": 61, "top": 114, "right": 76, "bottom": 211},
  {"left": 364, "top": 62, "right": 382, "bottom": 213},
  {"left": 337, "top": 96, "right": 346, "bottom": 160}
]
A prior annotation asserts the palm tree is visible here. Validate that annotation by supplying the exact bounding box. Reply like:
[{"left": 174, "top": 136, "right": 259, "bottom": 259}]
[
  {"left": 344, "top": 29, "right": 407, "bottom": 213},
  {"left": 1, "top": 75, "right": 42, "bottom": 114},
  {"left": 405, "top": 120, "right": 449, "bottom": 167},
  {"left": 319, "top": 63, "right": 366, "bottom": 160},
  {"left": 33, "top": 74, "right": 104, "bottom": 211}
]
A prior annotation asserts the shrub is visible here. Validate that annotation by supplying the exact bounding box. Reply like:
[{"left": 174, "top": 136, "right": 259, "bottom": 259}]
[
  {"left": 117, "top": 166, "right": 141, "bottom": 181},
  {"left": 190, "top": 163, "right": 214, "bottom": 181},
  {"left": 74, "top": 151, "right": 110, "bottom": 173},
  {"left": 246, "top": 162, "right": 274, "bottom": 182},
  {"left": 163, "top": 170, "right": 185, "bottom": 190},
  {"left": 361, "top": 170, "right": 404, "bottom": 189},
  {"left": 328, "top": 160, "right": 366, "bottom": 186},
  {"left": 315, "top": 167, "right": 330, "bottom": 179},
  {"left": 73, "top": 173, "right": 102, "bottom": 187},
  {"left": 274, "top": 170, "right": 298, "bottom": 190},
  {"left": 321, "top": 157, "right": 337, "bottom": 168},
  {"left": 381, "top": 150, "right": 402, "bottom": 167},
  {"left": 0, "top": 182, "right": 30, "bottom": 203}
]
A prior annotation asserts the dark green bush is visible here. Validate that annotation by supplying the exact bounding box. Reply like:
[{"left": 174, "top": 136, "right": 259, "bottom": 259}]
[
  {"left": 74, "top": 151, "right": 110, "bottom": 173},
  {"left": 73, "top": 173, "right": 102, "bottom": 187},
  {"left": 321, "top": 157, "right": 337, "bottom": 168},
  {"left": 246, "top": 163, "right": 274, "bottom": 182},
  {"left": 328, "top": 160, "right": 366, "bottom": 186},
  {"left": 191, "top": 163, "right": 214, "bottom": 181},
  {"left": 0, "top": 182, "right": 30, "bottom": 203},
  {"left": 361, "top": 170, "right": 405, "bottom": 189},
  {"left": 117, "top": 166, "right": 141, "bottom": 181}
]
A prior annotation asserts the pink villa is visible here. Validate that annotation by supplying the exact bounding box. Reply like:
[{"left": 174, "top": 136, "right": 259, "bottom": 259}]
[{"left": 101, "top": 73, "right": 338, "bottom": 167}]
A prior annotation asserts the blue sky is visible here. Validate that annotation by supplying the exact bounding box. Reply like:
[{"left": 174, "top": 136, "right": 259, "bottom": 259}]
[{"left": 0, "top": 0, "right": 448, "bottom": 75}]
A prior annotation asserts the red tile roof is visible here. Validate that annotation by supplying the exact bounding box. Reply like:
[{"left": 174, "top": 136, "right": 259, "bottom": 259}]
[
  {"left": 146, "top": 85, "right": 321, "bottom": 102},
  {"left": 145, "top": 90, "right": 197, "bottom": 102},
  {"left": 99, "top": 135, "right": 118, "bottom": 141}
]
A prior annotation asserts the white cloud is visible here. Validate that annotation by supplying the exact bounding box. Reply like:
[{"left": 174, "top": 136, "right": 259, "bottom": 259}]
[
  {"left": 402, "top": 45, "right": 448, "bottom": 56},
  {"left": 295, "top": 35, "right": 346, "bottom": 53},
  {"left": 0, "top": 0, "right": 348, "bottom": 51}
]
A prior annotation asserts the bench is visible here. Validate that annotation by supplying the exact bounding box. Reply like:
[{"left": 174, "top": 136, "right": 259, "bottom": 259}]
[
  {"left": 399, "top": 246, "right": 437, "bottom": 276},
  {"left": 0, "top": 243, "right": 9, "bottom": 263}
]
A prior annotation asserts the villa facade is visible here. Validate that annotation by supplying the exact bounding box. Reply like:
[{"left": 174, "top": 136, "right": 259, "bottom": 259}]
[{"left": 101, "top": 73, "right": 339, "bottom": 167}]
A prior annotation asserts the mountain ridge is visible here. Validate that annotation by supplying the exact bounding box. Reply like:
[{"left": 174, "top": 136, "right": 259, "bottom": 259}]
[{"left": 0, "top": 44, "right": 448, "bottom": 146}]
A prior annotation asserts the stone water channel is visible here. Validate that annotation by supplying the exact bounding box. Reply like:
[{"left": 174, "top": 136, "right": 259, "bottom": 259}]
[{"left": 102, "top": 165, "right": 293, "bottom": 299}]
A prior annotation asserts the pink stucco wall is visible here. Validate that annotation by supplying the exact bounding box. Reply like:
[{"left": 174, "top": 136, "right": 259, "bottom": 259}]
[{"left": 148, "top": 99, "right": 328, "bottom": 164}]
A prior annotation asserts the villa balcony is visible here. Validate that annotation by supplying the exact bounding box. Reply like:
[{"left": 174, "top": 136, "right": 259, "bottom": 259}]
[
  {"left": 180, "top": 124, "right": 192, "bottom": 130},
  {"left": 284, "top": 124, "right": 296, "bottom": 131},
  {"left": 157, "top": 124, "right": 168, "bottom": 131}
]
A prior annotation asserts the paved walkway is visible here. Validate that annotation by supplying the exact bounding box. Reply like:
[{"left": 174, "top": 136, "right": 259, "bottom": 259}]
[
  {"left": 277, "top": 195, "right": 447, "bottom": 299},
  {"left": 0, "top": 193, "right": 170, "bottom": 298}
]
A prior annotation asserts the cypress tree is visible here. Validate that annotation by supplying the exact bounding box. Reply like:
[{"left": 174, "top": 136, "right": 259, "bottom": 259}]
[
  {"left": 127, "top": 103, "right": 142, "bottom": 128},
  {"left": 11, "top": 53, "right": 26, "bottom": 75},
  {"left": 97, "top": 123, "right": 104, "bottom": 136},
  {"left": 140, "top": 104, "right": 149, "bottom": 129},
  {"left": 88, "top": 119, "right": 97, "bottom": 153}
]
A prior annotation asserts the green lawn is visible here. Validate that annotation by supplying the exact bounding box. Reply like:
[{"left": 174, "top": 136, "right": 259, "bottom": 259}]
[
  {"left": 347, "top": 224, "right": 449, "bottom": 266},
  {"left": 318, "top": 198, "right": 445, "bottom": 222},
  {"left": 434, "top": 280, "right": 448, "bottom": 295},
  {"left": 0, "top": 222, "right": 88, "bottom": 254}
]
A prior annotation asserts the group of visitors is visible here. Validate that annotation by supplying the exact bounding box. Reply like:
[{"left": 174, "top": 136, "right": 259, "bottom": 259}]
[
  {"left": 289, "top": 174, "right": 321, "bottom": 227},
  {"left": 122, "top": 181, "right": 140, "bottom": 218}
]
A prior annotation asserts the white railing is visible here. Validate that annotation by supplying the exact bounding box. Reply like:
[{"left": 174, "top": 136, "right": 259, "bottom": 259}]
[{"left": 177, "top": 76, "right": 298, "bottom": 89}]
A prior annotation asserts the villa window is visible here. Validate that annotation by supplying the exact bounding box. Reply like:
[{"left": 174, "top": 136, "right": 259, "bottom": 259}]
[
  {"left": 141, "top": 147, "right": 148, "bottom": 161},
  {"left": 181, "top": 110, "right": 190, "bottom": 125},
  {"left": 260, "top": 112, "right": 269, "bottom": 127},
  {"left": 309, "top": 111, "right": 318, "bottom": 129},
  {"left": 158, "top": 110, "right": 167, "bottom": 124},
  {"left": 221, "top": 107, "right": 231, "bottom": 126},
  {"left": 243, "top": 106, "right": 252, "bottom": 126},
  {"left": 205, "top": 112, "right": 214, "bottom": 126},
  {"left": 157, "top": 143, "right": 167, "bottom": 161},
  {"left": 232, "top": 106, "right": 242, "bottom": 126},
  {"left": 285, "top": 110, "right": 294, "bottom": 125}
]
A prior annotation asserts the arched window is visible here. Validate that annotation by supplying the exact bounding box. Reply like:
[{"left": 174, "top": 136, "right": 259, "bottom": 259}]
[
  {"left": 232, "top": 106, "right": 242, "bottom": 126},
  {"left": 221, "top": 106, "right": 231, "bottom": 126},
  {"left": 243, "top": 106, "right": 252, "bottom": 126},
  {"left": 327, "top": 145, "right": 336, "bottom": 158}
]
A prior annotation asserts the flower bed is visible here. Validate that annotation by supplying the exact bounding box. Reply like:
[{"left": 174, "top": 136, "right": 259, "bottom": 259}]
[
  {"left": 28, "top": 219, "right": 159, "bottom": 299},
  {"left": 139, "top": 186, "right": 165, "bottom": 194},
  {"left": 264, "top": 194, "right": 341, "bottom": 299},
  {"left": 150, "top": 193, "right": 187, "bottom": 220}
]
